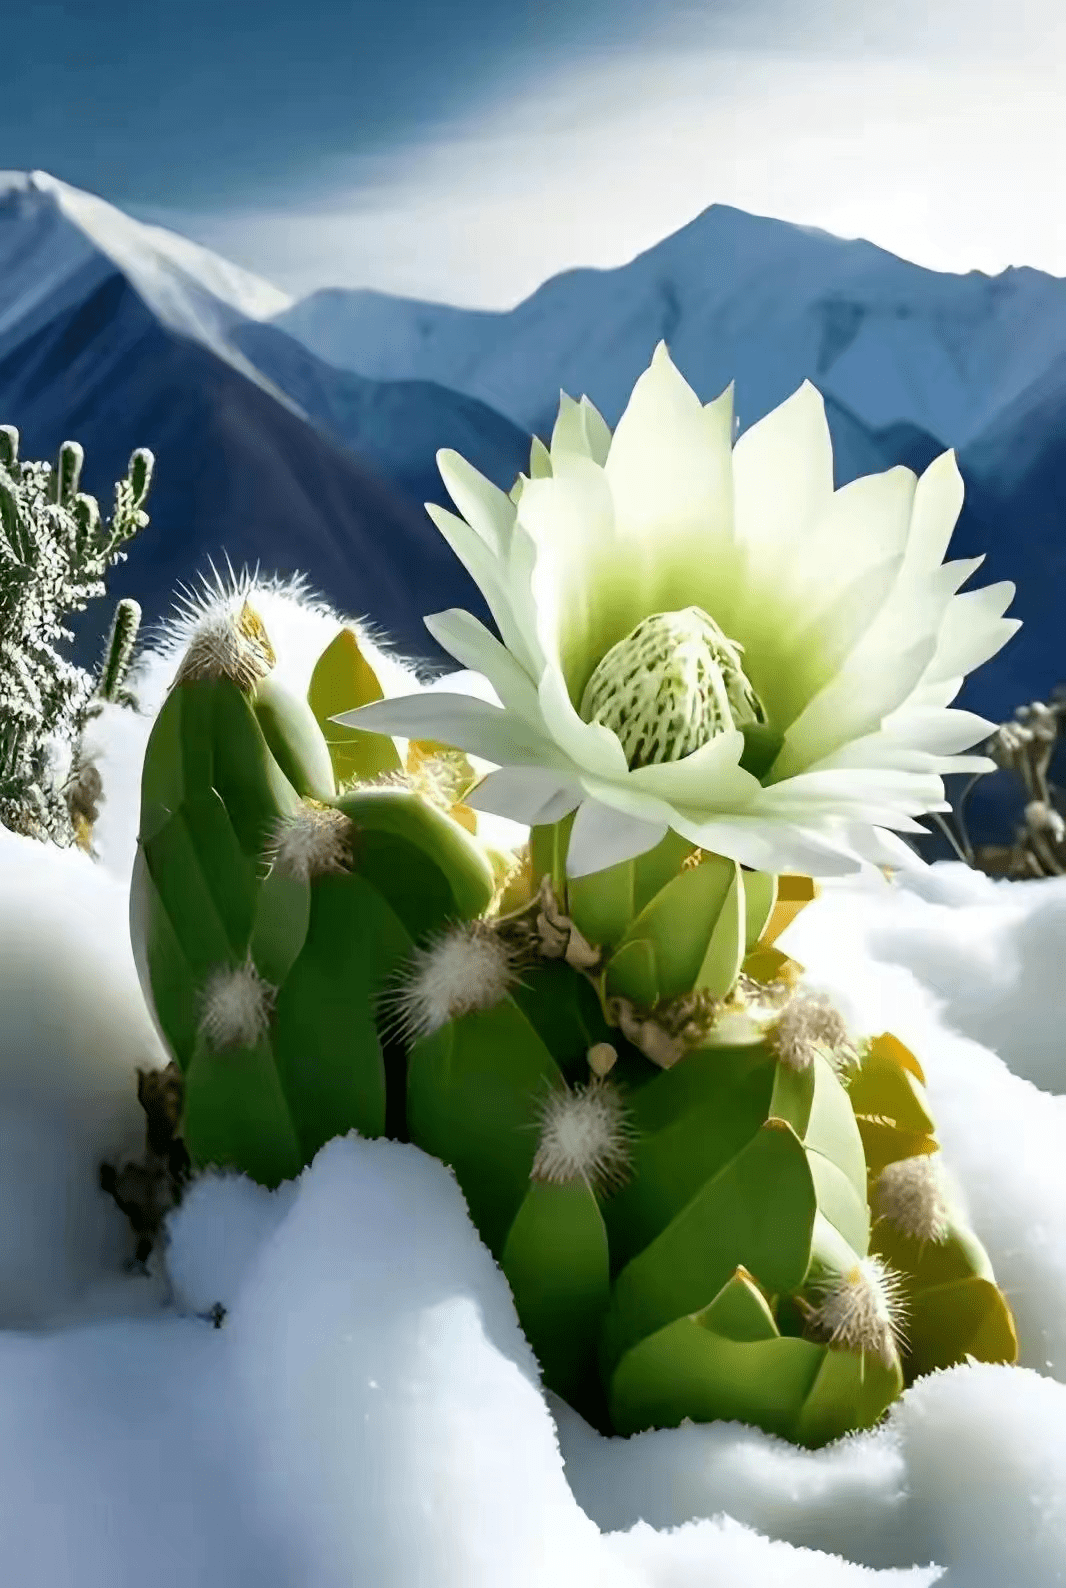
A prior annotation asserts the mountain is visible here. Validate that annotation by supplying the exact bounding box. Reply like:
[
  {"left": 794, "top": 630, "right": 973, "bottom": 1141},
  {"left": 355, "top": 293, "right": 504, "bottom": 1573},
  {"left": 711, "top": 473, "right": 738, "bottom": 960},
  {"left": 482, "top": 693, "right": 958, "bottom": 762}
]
[
  {"left": 0, "top": 172, "right": 529, "bottom": 668},
  {"left": 273, "top": 205, "right": 1066, "bottom": 453},
  {"left": 275, "top": 205, "right": 1066, "bottom": 726}
]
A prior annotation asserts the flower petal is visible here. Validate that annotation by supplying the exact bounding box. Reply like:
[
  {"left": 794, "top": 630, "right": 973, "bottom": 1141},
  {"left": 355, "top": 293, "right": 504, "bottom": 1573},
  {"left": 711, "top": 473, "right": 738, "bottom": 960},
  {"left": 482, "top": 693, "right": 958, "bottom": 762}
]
[
  {"left": 537, "top": 662, "right": 630, "bottom": 779},
  {"left": 603, "top": 342, "right": 737, "bottom": 623},
  {"left": 465, "top": 766, "right": 583, "bottom": 827},
  {"left": 425, "top": 502, "right": 540, "bottom": 679},
  {"left": 565, "top": 798, "right": 668, "bottom": 877},
  {"left": 437, "top": 448, "right": 517, "bottom": 557},
  {"left": 731, "top": 380, "right": 834, "bottom": 575},
  {"left": 424, "top": 609, "right": 541, "bottom": 722},
  {"left": 625, "top": 729, "right": 760, "bottom": 812},
  {"left": 668, "top": 809, "right": 866, "bottom": 877},
  {"left": 333, "top": 692, "right": 570, "bottom": 771},
  {"left": 924, "top": 582, "right": 1021, "bottom": 684},
  {"left": 518, "top": 460, "right": 646, "bottom": 700}
]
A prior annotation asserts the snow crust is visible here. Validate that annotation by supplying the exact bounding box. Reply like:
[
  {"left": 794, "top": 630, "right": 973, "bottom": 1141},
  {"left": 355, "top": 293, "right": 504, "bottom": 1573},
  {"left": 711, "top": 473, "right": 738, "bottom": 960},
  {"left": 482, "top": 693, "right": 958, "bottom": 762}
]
[{"left": 1, "top": 612, "right": 1064, "bottom": 1583}]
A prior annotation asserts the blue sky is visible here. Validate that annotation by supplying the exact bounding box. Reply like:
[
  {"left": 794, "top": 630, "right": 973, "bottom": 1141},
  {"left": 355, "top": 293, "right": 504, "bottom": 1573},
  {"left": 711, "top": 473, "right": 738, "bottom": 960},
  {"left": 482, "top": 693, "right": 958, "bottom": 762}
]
[{"left": 5, "top": 0, "right": 1065, "bottom": 305}]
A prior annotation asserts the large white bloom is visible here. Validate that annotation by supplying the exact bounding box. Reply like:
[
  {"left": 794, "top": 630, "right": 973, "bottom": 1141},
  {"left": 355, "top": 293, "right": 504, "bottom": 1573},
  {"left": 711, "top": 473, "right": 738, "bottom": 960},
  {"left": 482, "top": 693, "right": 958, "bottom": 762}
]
[{"left": 336, "top": 344, "right": 1018, "bottom": 879}]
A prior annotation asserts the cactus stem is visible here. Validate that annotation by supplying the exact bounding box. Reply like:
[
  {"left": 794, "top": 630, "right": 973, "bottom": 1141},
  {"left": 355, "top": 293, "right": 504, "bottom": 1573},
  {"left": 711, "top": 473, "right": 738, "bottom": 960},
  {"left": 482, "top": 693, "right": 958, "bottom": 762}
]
[
  {"left": 531, "top": 1079, "right": 632, "bottom": 1192},
  {"left": 264, "top": 800, "right": 353, "bottom": 882},
  {"left": 809, "top": 1256, "right": 908, "bottom": 1368},
  {"left": 198, "top": 957, "right": 277, "bottom": 1052},
  {"left": 768, "top": 988, "right": 858, "bottom": 1075},
  {"left": 873, "top": 1154, "right": 953, "bottom": 1244},
  {"left": 389, "top": 922, "right": 515, "bottom": 1042}
]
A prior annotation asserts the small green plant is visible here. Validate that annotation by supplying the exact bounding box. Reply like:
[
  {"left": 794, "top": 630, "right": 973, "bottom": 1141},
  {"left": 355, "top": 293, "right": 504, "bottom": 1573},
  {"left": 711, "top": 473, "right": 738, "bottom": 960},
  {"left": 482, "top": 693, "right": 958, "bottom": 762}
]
[{"left": 0, "top": 426, "right": 152, "bottom": 843}]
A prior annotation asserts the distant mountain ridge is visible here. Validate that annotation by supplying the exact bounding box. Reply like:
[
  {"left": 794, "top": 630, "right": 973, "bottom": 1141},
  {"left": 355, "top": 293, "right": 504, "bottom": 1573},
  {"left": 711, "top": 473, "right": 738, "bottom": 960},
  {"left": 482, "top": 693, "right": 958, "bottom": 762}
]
[
  {"left": 0, "top": 171, "right": 531, "bottom": 668},
  {"left": 2, "top": 170, "right": 1065, "bottom": 847},
  {"left": 273, "top": 204, "right": 1066, "bottom": 729}
]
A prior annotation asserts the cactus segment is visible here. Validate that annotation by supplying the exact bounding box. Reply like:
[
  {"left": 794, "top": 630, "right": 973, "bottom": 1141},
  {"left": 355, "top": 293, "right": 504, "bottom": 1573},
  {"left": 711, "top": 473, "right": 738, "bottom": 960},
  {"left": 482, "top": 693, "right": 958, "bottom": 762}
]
[
  {"left": 182, "top": 1029, "right": 305, "bottom": 1189},
  {"left": 334, "top": 786, "right": 496, "bottom": 938},
  {"left": 500, "top": 1177, "right": 611, "bottom": 1414},
  {"left": 310, "top": 627, "right": 403, "bottom": 784},
  {"left": 270, "top": 872, "right": 412, "bottom": 1156},
  {"left": 743, "top": 871, "right": 778, "bottom": 952},
  {"left": 604, "top": 854, "right": 739, "bottom": 1006},
  {"left": 791, "top": 1342, "right": 902, "bottom": 1448},
  {"left": 608, "top": 1269, "right": 826, "bottom": 1439},
  {"left": 252, "top": 673, "right": 336, "bottom": 801},
  {"left": 872, "top": 1212, "right": 1018, "bottom": 1379},
  {"left": 406, "top": 1001, "right": 566, "bottom": 1257},
  {"left": 602, "top": 1119, "right": 818, "bottom": 1372}
]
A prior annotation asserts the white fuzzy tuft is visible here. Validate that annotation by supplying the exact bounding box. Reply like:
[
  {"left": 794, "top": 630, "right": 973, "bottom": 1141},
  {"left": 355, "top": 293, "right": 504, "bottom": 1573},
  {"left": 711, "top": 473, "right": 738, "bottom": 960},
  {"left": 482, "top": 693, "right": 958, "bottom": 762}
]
[
  {"left": 531, "top": 1081, "right": 632, "bottom": 1192},
  {"left": 809, "top": 1256, "right": 908, "bottom": 1367},
  {"left": 265, "top": 803, "right": 353, "bottom": 883},
  {"left": 198, "top": 958, "right": 276, "bottom": 1052},
  {"left": 390, "top": 923, "right": 514, "bottom": 1042},
  {"left": 768, "top": 988, "right": 858, "bottom": 1075},
  {"left": 172, "top": 592, "right": 276, "bottom": 691},
  {"left": 874, "top": 1154, "right": 954, "bottom": 1244}
]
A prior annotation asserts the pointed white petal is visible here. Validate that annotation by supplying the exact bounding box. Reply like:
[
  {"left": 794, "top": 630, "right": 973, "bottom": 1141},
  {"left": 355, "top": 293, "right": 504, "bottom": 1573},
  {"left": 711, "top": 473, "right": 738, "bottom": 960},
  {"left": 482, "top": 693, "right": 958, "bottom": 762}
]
[
  {"left": 668, "top": 810, "right": 866, "bottom": 877},
  {"left": 537, "top": 662, "right": 630, "bottom": 779},
  {"left": 925, "top": 582, "right": 1021, "bottom": 684},
  {"left": 603, "top": 343, "right": 737, "bottom": 621},
  {"left": 903, "top": 449, "right": 965, "bottom": 575},
  {"left": 425, "top": 502, "right": 540, "bottom": 680},
  {"left": 437, "top": 448, "right": 517, "bottom": 556},
  {"left": 530, "top": 435, "right": 552, "bottom": 479},
  {"left": 565, "top": 798, "right": 668, "bottom": 877},
  {"left": 625, "top": 729, "right": 760, "bottom": 811},
  {"left": 579, "top": 396, "right": 613, "bottom": 466},
  {"left": 423, "top": 609, "right": 541, "bottom": 722},
  {"left": 465, "top": 766, "right": 582, "bottom": 826},
  {"left": 333, "top": 692, "right": 570, "bottom": 770},
  {"left": 518, "top": 461, "right": 646, "bottom": 699},
  {"left": 732, "top": 381, "right": 834, "bottom": 570}
]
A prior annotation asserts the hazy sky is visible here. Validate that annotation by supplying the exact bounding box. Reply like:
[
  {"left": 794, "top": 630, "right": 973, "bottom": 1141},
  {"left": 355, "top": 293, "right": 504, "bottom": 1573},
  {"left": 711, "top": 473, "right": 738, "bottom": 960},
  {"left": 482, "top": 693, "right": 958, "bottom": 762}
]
[{"left": 6, "top": 0, "right": 1065, "bottom": 306}]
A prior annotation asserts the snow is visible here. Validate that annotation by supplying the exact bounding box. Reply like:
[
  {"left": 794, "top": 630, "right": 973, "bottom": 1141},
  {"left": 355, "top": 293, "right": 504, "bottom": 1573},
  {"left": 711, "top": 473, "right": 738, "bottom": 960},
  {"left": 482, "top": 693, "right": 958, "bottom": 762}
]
[
  {"left": 273, "top": 204, "right": 1066, "bottom": 448},
  {"left": 0, "top": 170, "right": 296, "bottom": 412},
  {"left": 1, "top": 595, "right": 1065, "bottom": 1582}
]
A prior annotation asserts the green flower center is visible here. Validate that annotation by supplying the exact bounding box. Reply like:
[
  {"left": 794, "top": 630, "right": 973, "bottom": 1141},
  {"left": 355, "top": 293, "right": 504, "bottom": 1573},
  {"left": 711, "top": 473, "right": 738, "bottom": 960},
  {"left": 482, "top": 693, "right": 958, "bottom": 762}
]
[{"left": 579, "top": 606, "right": 767, "bottom": 769}]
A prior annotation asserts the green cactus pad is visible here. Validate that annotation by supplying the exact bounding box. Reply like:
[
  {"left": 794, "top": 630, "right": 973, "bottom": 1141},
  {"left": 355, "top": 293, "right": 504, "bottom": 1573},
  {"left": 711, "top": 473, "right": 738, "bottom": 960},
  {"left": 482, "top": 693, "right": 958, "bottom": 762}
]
[
  {"left": 334, "top": 786, "right": 496, "bottom": 938},
  {"left": 872, "top": 1213, "right": 1018, "bottom": 1378},
  {"left": 601, "top": 1119, "right": 818, "bottom": 1372},
  {"left": 252, "top": 673, "right": 337, "bottom": 801},
  {"left": 182, "top": 1028, "right": 305, "bottom": 1189},
  {"left": 406, "top": 1000, "right": 565, "bottom": 1256},
  {"left": 501, "top": 1177, "right": 611, "bottom": 1415}
]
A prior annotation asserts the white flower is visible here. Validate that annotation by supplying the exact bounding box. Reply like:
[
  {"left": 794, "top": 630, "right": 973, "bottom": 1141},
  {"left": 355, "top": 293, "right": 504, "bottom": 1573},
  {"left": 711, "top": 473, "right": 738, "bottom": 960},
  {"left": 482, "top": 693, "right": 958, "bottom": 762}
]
[{"left": 334, "top": 344, "right": 1018, "bottom": 879}]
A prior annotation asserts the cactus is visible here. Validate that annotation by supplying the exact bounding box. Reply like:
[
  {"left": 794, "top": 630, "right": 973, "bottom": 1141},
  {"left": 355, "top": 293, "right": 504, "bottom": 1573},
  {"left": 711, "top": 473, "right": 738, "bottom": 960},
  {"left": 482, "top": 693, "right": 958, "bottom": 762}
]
[
  {"left": 0, "top": 427, "right": 153, "bottom": 842},
  {"left": 130, "top": 590, "right": 496, "bottom": 1187},
  {"left": 398, "top": 823, "right": 1018, "bottom": 1445},
  {"left": 126, "top": 571, "right": 1017, "bottom": 1447}
]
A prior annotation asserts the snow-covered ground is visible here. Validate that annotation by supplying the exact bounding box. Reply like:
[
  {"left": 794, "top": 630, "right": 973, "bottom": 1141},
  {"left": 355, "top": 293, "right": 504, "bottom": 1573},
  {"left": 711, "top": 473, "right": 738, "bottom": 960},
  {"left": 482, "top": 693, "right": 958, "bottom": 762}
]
[{"left": 1, "top": 600, "right": 1064, "bottom": 1586}]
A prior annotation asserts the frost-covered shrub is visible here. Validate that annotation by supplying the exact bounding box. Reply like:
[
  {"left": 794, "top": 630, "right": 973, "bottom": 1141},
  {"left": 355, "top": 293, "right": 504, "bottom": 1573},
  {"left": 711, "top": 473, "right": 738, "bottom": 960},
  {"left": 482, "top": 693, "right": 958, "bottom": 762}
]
[{"left": 0, "top": 424, "right": 151, "bottom": 844}]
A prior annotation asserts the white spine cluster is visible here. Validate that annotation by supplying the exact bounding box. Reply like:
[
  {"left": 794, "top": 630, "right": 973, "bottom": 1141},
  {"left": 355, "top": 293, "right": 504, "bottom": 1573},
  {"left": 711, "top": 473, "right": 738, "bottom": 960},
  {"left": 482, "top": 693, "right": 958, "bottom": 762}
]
[
  {"left": 531, "top": 1080, "right": 632, "bottom": 1192},
  {"left": 198, "top": 958, "right": 276, "bottom": 1052},
  {"left": 810, "top": 1256, "right": 907, "bottom": 1367},
  {"left": 769, "top": 988, "right": 858, "bottom": 1075},
  {"left": 390, "top": 922, "right": 514, "bottom": 1042},
  {"left": 264, "top": 802, "right": 353, "bottom": 882},
  {"left": 173, "top": 597, "right": 276, "bottom": 691},
  {"left": 873, "top": 1154, "right": 954, "bottom": 1244}
]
